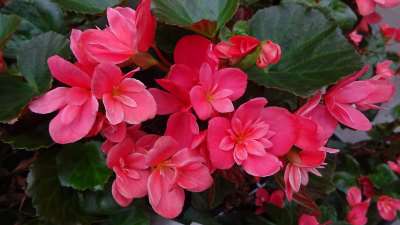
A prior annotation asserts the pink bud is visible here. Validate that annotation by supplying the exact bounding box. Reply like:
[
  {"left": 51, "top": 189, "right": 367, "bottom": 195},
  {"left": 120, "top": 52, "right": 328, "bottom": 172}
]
[{"left": 256, "top": 40, "right": 281, "bottom": 69}]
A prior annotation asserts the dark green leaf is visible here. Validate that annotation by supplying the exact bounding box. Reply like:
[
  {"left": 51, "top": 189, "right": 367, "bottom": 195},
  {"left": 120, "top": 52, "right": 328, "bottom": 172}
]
[
  {"left": 17, "top": 32, "right": 69, "bottom": 93},
  {"left": 369, "top": 164, "right": 398, "bottom": 189},
  {"left": 248, "top": 3, "right": 362, "bottom": 97},
  {"left": 0, "top": 13, "right": 21, "bottom": 48},
  {"left": 333, "top": 171, "right": 356, "bottom": 192},
  {"left": 27, "top": 150, "right": 89, "bottom": 225},
  {"left": 79, "top": 187, "right": 121, "bottom": 216},
  {"left": 153, "top": 0, "right": 239, "bottom": 37},
  {"left": 2, "top": 0, "right": 65, "bottom": 33},
  {"left": 110, "top": 207, "right": 150, "bottom": 225},
  {"left": 182, "top": 207, "right": 222, "bottom": 225},
  {"left": 0, "top": 75, "right": 35, "bottom": 123},
  {"left": 56, "top": 141, "right": 111, "bottom": 191},
  {"left": 0, "top": 115, "right": 53, "bottom": 150},
  {"left": 51, "top": 0, "right": 121, "bottom": 14}
]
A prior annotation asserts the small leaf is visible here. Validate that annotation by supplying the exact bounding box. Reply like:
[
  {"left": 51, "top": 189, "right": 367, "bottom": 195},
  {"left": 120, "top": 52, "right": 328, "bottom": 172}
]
[
  {"left": 0, "top": 75, "right": 35, "bottom": 123},
  {"left": 2, "top": 0, "right": 65, "bottom": 33},
  {"left": 247, "top": 3, "right": 362, "bottom": 97},
  {"left": 0, "top": 13, "right": 21, "bottom": 48},
  {"left": 51, "top": 0, "right": 121, "bottom": 14},
  {"left": 17, "top": 31, "right": 69, "bottom": 93},
  {"left": 27, "top": 150, "right": 90, "bottom": 225},
  {"left": 153, "top": 0, "right": 239, "bottom": 37},
  {"left": 369, "top": 164, "right": 398, "bottom": 189},
  {"left": 56, "top": 141, "right": 111, "bottom": 191}
]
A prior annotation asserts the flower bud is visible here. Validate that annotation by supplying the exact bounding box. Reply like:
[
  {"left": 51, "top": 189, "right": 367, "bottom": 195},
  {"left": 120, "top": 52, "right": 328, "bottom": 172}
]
[{"left": 256, "top": 40, "right": 281, "bottom": 69}]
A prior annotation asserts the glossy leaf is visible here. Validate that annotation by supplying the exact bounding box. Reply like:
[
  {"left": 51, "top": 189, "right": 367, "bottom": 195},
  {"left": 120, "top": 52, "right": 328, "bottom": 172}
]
[
  {"left": 0, "top": 75, "right": 35, "bottom": 123},
  {"left": 51, "top": 0, "right": 121, "bottom": 14},
  {"left": 248, "top": 3, "right": 362, "bottom": 97},
  {"left": 27, "top": 150, "right": 89, "bottom": 225},
  {"left": 369, "top": 164, "right": 398, "bottom": 189},
  {"left": 2, "top": 0, "right": 65, "bottom": 33},
  {"left": 153, "top": 0, "right": 239, "bottom": 37},
  {"left": 0, "top": 14, "right": 21, "bottom": 48},
  {"left": 17, "top": 32, "right": 69, "bottom": 93},
  {"left": 56, "top": 141, "right": 111, "bottom": 191}
]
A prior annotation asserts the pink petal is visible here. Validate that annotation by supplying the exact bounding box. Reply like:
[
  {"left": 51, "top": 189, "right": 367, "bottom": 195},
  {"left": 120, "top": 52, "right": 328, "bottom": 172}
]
[
  {"left": 299, "top": 214, "right": 320, "bottom": 225},
  {"left": 106, "top": 137, "right": 134, "bottom": 168},
  {"left": 295, "top": 116, "right": 323, "bottom": 151},
  {"left": 121, "top": 90, "right": 157, "bottom": 124},
  {"left": 174, "top": 35, "right": 218, "bottom": 71},
  {"left": 207, "top": 117, "right": 235, "bottom": 169},
  {"left": 307, "top": 105, "right": 338, "bottom": 141},
  {"left": 356, "top": 0, "right": 376, "bottom": 15},
  {"left": 114, "top": 95, "right": 137, "bottom": 107},
  {"left": 299, "top": 150, "right": 326, "bottom": 167},
  {"left": 295, "top": 91, "right": 322, "bottom": 116},
  {"left": 269, "top": 190, "right": 285, "bottom": 208},
  {"left": 177, "top": 163, "right": 213, "bottom": 192},
  {"left": 146, "top": 136, "right": 179, "bottom": 167},
  {"left": 47, "top": 56, "right": 91, "bottom": 88},
  {"left": 70, "top": 29, "right": 94, "bottom": 65},
  {"left": 190, "top": 85, "right": 214, "bottom": 120},
  {"left": 135, "top": 0, "right": 156, "bottom": 52},
  {"left": 92, "top": 63, "right": 123, "bottom": 98},
  {"left": 211, "top": 97, "right": 234, "bottom": 113},
  {"left": 326, "top": 101, "right": 372, "bottom": 131},
  {"left": 112, "top": 182, "right": 133, "bottom": 207},
  {"left": 165, "top": 112, "right": 199, "bottom": 149},
  {"left": 233, "top": 97, "right": 267, "bottom": 123},
  {"left": 261, "top": 107, "right": 297, "bottom": 156},
  {"left": 102, "top": 122, "right": 127, "bottom": 142},
  {"left": 107, "top": 7, "right": 136, "bottom": 48},
  {"left": 167, "top": 64, "right": 198, "bottom": 92},
  {"left": 59, "top": 104, "right": 80, "bottom": 124},
  {"left": 288, "top": 165, "right": 302, "bottom": 192},
  {"left": 149, "top": 88, "right": 184, "bottom": 115},
  {"left": 148, "top": 171, "right": 185, "bottom": 219},
  {"left": 119, "top": 78, "right": 145, "bottom": 93},
  {"left": 245, "top": 140, "right": 267, "bottom": 157},
  {"left": 49, "top": 96, "right": 98, "bottom": 144},
  {"left": 333, "top": 81, "right": 373, "bottom": 103},
  {"left": 347, "top": 186, "right": 362, "bottom": 207},
  {"left": 115, "top": 169, "right": 149, "bottom": 199},
  {"left": 242, "top": 152, "right": 282, "bottom": 177},
  {"left": 214, "top": 68, "right": 248, "bottom": 100},
  {"left": 29, "top": 87, "right": 68, "bottom": 114},
  {"left": 103, "top": 94, "right": 124, "bottom": 125}
]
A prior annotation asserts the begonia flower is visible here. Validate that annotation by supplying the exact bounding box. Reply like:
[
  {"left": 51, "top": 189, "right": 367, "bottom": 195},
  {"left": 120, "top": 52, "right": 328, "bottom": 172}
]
[
  {"left": 208, "top": 98, "right": 297, "bottom": 176},
  {"left": 80, "top": 0, "right": 156, "bottom": 64},
  {"left": 358, "top": 176, "right": 375, "bottom": 198},
  {"left": 346, "top": 186, "right": 370, "bottom": 225},
  {"left": 146, "top": 112, "right": 213, "bottom": 218},
  {"left": 349, "top": 31, "right": 363, "bottom": 45},
  {"left": 298, "top": 214, "right": 330, "bottom": 225},
  {"left": 29, "top": 56, "right": 98, "bottom": 144},
  {"left": 214, "top": 35, "right": 260, "bottom": 60},
  {"left": 377, "top": 195, "right": 400, "bottom": 221},
  {"left": 325, "top": 65, "right": 395, "bottom": 131},
  {"left": 380, "top": 24, "right": 400, "bottom": 42},
  {"left": 190, "top": 63, "right": 248, "bottom": 120},
  {"left": 92, "top": 63, "right": 156, "bottom": 125},
  {"left": 256, "top": 40, "right": 281, "bottom": 69},
  {"left": 356, "top": 0, "right": 400, "bottom": 16}
]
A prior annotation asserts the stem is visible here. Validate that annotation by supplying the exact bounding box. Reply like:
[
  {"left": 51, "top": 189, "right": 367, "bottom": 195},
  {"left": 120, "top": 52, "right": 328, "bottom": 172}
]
[{"left": 152, "top": 45, "right": 172, "bottom": 67}]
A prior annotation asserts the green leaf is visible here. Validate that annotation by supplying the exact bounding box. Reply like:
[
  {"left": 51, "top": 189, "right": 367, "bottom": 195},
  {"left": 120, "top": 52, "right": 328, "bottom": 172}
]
[
  {"left": 0, "top": 75, "right": 35, "bottom": 123},
  {"left": 27, "top": 150, "right": 89, "bottom": 225},
  {"left": 79, "top": 187, "right": 121, "bottom": 216},
  {"left": 182, "top": 207, "right": 222, "bottom": 225},
  {"left": 110, "top": 207, "right": 150, "bottom": 225},
  {"left": 56, "top": 141, "right": 111, "bottom": 191},
  {"left": 333, "top": 171, "right": 356, "bottom": 192},
  {"left": 51, "top": 0, "right": 121, "bottom": 14},
  {"left": 17, "top": 32, "right": 69, "bottom": 93},
  {"left": 0, "top": 14, "right": 21, "bottom": 48},
  {"left": 0, "top": 115, "right": 53, "bottom": 150},
  {"left": 153, "top": 0, "right": 239, "bottom": 37},
  {"left": 369, "top": 164, "right": 398, "bottom": 189},
  {"left": 2, "top": 0, "right": 65, "bottom": 33},
  {"left": 247, "top": 3, "right": 362, "bottom": 97}
]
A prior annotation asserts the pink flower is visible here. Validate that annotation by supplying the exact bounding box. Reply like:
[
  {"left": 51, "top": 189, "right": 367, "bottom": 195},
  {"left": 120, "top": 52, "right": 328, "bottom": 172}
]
[
  {"left": 208, "top": 98, "right": 298, "bottom": 176},
  {"left": 388, "top": 157, "right": 400, "bottom": 174},
  {"left": 325, "top": 65, "right": 395, "bottom": 131},
  {"left": 298, "top": 214, "right": 322, "bottom": 225},
  {"left": 346, "top": 186, "right": 370, "bottom": 225},
  {"left": 92, "top": 63, "right": 156, "bottom": 125},
  {"left": 256, "top": 40, "right": 281, "bottom": 69},
  {"left": 255, "top": 188, "right": 285, "bottom": 214},
  {"left": 375, "top": 60, "right": 395, "bottom": 80},
  {"left": 107, "top": 135, "right": 153, "bottom": 207},
  {"left": 357, "top": 13, "right": 381, "bottom": 33},
  {"left": 149, "top": 35, "right": 218, "bottom": 115},
  {"left": 146, "top": 112, "right": 213, "bottom": 218},
  {"left": 29, "top": 56, "right": 98, "bottom": 144},
  {"left": 358, "top": 176, "right": 375, "bottom": 198},
  {"left": 349, "top": 31, "right": 363, "bottom": 45},
  {"left": 377, "top": 195, "right": 400, "bottom": 221},
  {"left": 80, "top": 1, "right": 156, "bottom": 64},
  {"left": 190, "top": 63, "right": 248, "bottom": 120},
  {"left": 214, "top": 35, "right": 260, "bottom": 60},
  {"left": 356, "top": 0, "right": 400, "bottom": 16},
  {"left": 269, "top": 189, "right": 285, "bottom": 208},
  {"left": 70, "top": 29, "right": 97, "bottom": 70}
]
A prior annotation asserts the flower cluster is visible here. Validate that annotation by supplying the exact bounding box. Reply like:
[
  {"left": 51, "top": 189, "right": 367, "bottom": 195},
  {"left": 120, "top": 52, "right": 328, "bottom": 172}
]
[{"left": 28, "top": 0, "right": 396, "bottom": 220}]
